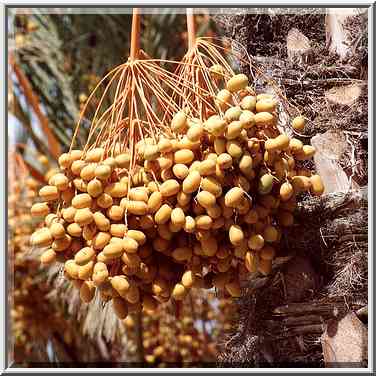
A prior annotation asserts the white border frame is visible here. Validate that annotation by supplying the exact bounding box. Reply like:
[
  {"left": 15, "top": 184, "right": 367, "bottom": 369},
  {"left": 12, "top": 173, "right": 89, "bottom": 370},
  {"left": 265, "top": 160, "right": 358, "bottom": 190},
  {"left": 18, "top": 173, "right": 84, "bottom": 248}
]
[{"left": 1, "top": 1, "right": 373, "bottom": 373}]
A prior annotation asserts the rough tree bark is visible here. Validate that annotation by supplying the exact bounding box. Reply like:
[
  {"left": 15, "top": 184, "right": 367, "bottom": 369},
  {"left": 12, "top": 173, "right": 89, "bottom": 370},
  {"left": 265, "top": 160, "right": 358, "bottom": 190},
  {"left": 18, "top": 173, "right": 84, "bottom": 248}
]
[{"left": 214, "top": 8, "right": 368, "bottom": 367}]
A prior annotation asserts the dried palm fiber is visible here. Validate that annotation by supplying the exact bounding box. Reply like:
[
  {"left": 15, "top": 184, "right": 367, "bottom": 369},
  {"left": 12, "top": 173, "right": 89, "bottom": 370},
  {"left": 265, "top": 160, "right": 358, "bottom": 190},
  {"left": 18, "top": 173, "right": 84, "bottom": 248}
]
[
  {"left": 214, "top": 9, "right": 326, "bottom": 58},
  {"left": 27, "top": 241, "right": 135, "bottom": 362},
  {"left": 45, "top": 266, "right": 133, "bottom": 362},
  {"left": 213, "top": 10, "right": 368, "bottom": 134},
  {"left": 26, "top": 258, "right": 132, "bottom": 362},
  {"left": 287, "top": 188, "right": 367, "bottom": 302},
  {"left": 286, "top": 28, "right": 312, "bottom": 65}
]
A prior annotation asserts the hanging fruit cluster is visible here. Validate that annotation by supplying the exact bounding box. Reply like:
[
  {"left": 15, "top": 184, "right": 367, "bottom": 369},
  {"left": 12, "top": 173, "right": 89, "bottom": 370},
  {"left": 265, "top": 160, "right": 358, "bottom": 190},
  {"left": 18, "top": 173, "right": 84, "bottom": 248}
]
[
  {"left": 9, "top": 151, "right": 56, "bottom": 270},
  {"left": 9, "top": 178, "right": 37, "bottom": 262},
  {"left": 141, "top": 312, "right": 216, "bottom": 365},
  {"left": 30, "top": 69, "right": 324, "bottom": 320},
  {"left": 123, "top": 289, "right": 221, "bottom": 365},
  {"left": 10, "top": 172, "right": 41, "bottom": 350},
  {"left": 8, "top": 152, "right": 78, "bottom": 357}
]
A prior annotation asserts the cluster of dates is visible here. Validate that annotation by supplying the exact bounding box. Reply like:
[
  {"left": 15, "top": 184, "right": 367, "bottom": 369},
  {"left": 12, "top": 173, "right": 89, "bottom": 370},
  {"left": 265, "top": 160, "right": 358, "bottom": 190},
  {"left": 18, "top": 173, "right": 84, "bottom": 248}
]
[{"left": 30, "top": 72, "right": 324, "bottom": 319}]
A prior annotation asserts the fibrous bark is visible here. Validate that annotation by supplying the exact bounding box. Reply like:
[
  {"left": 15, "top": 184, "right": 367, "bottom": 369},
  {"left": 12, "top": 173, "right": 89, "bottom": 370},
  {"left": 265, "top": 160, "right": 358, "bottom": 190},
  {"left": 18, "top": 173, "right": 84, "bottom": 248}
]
[{"left": 214, "top": 8, "right": 368, "bottom": 367}]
